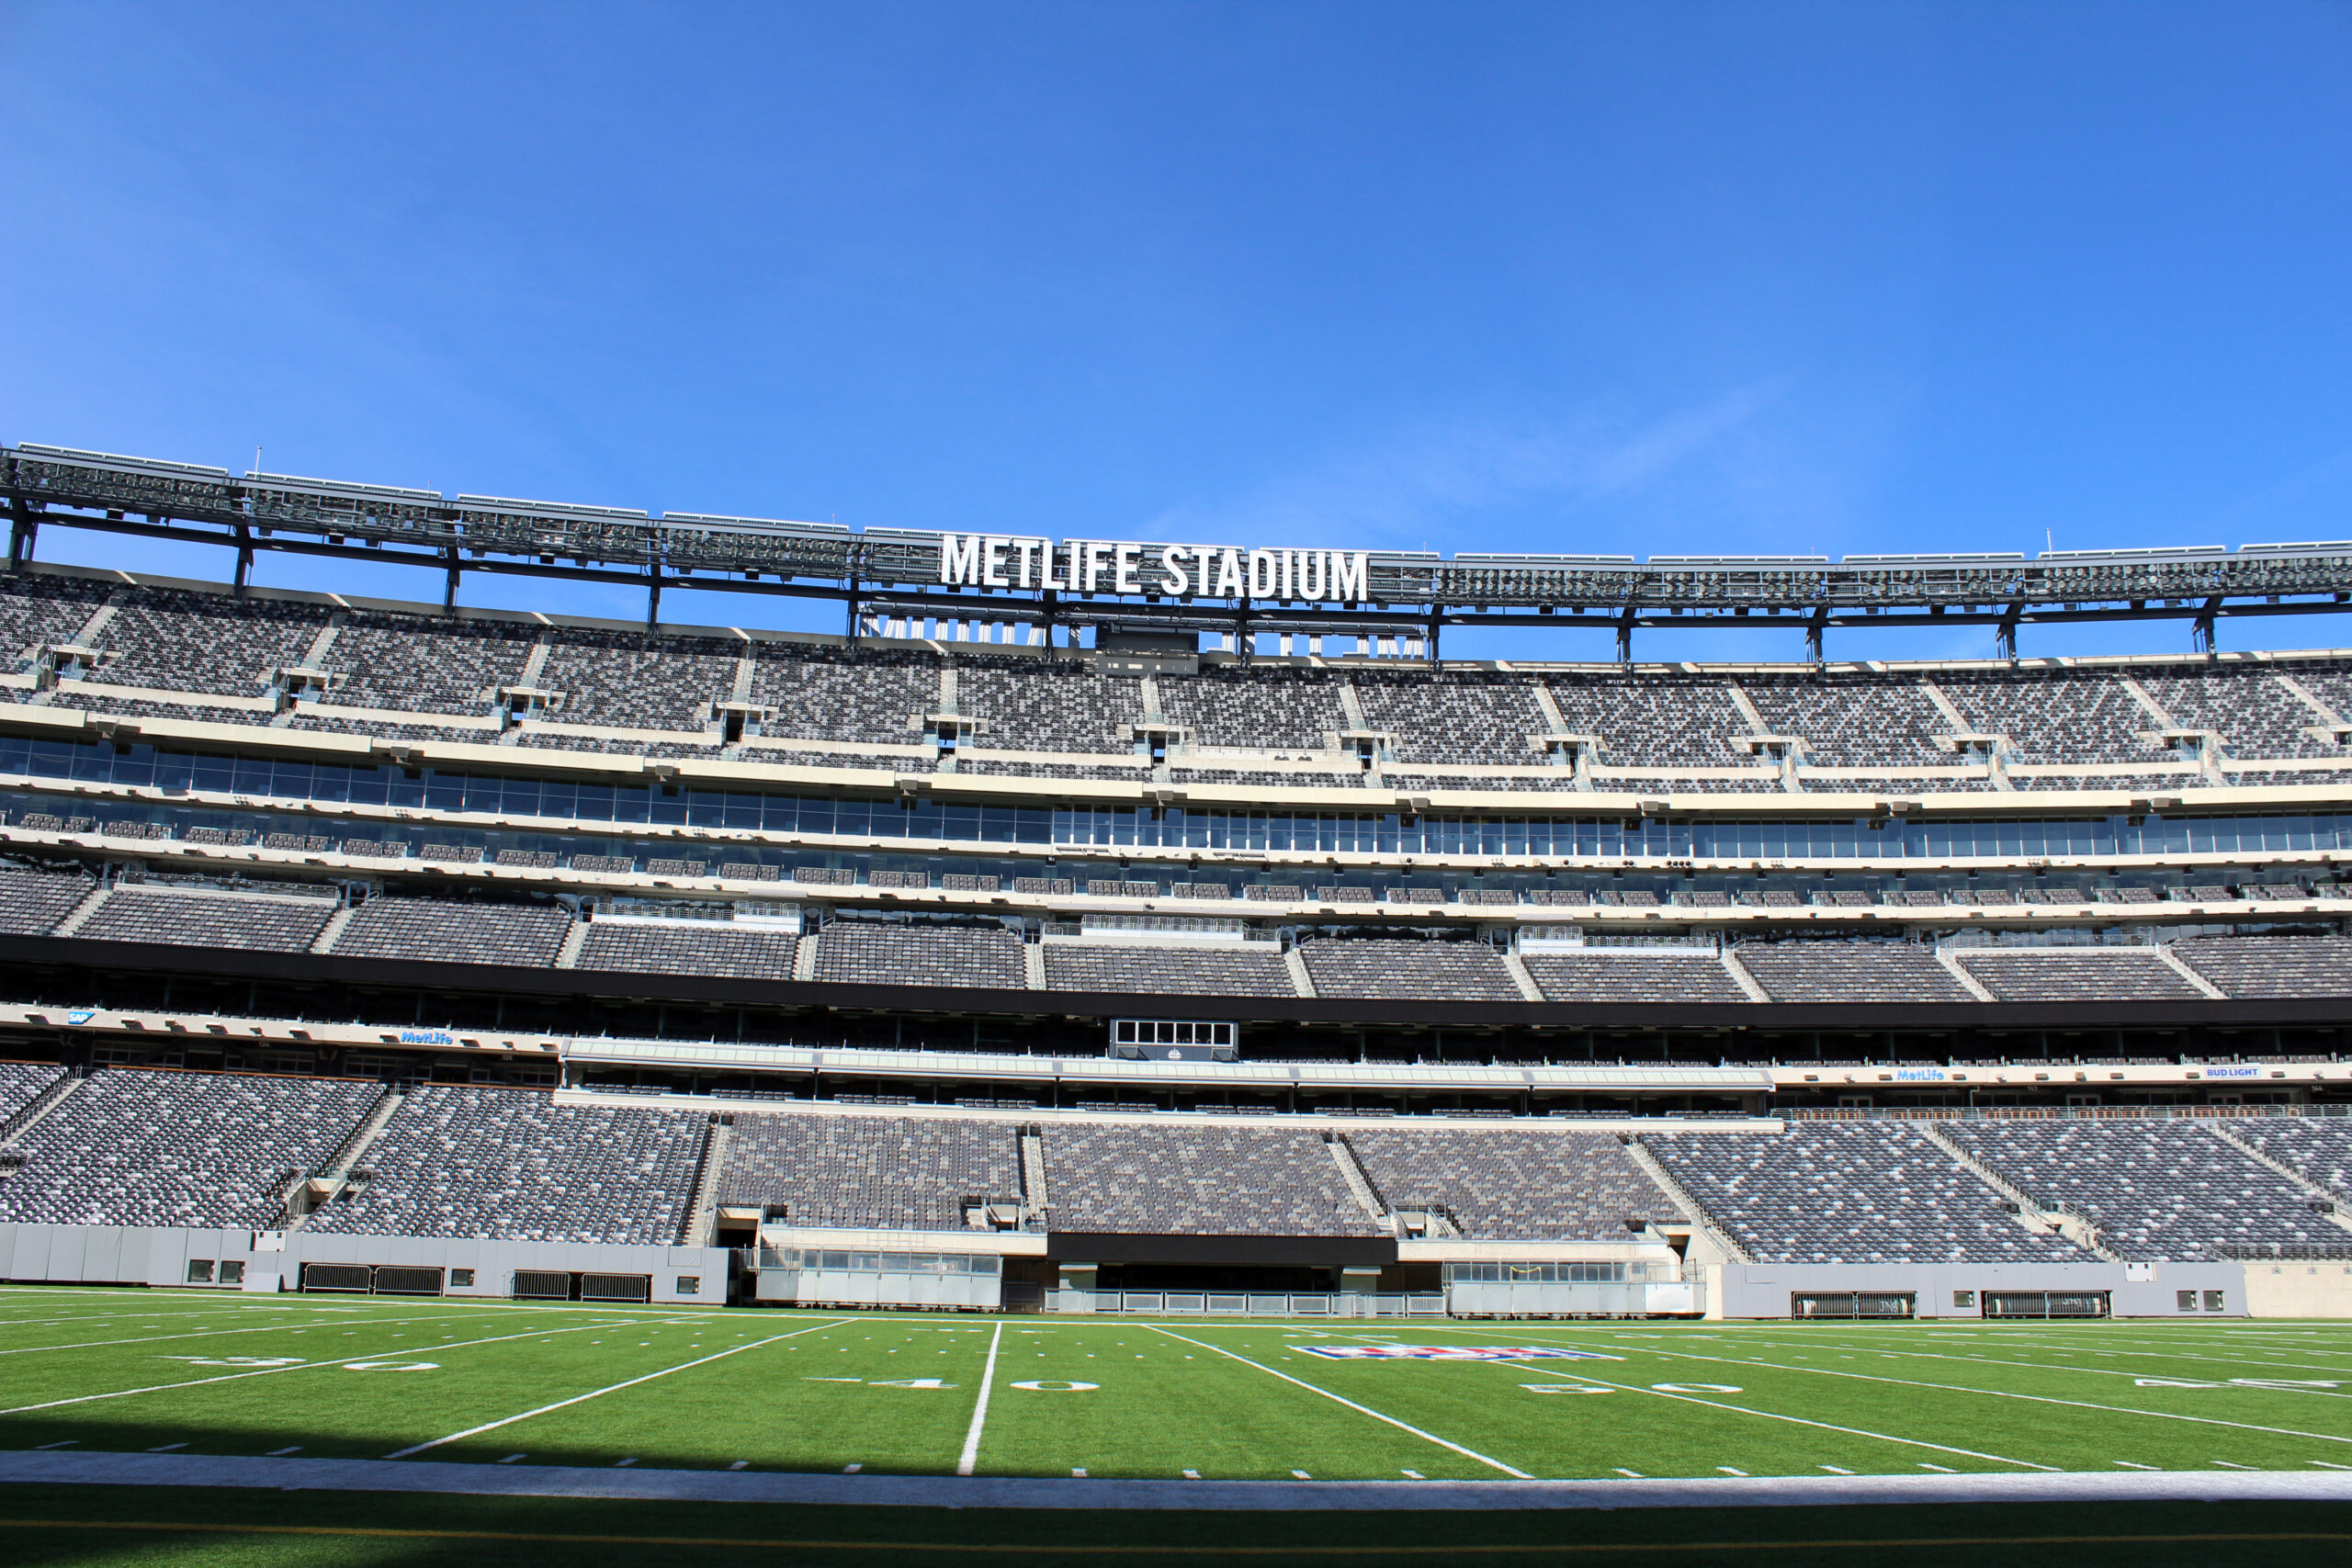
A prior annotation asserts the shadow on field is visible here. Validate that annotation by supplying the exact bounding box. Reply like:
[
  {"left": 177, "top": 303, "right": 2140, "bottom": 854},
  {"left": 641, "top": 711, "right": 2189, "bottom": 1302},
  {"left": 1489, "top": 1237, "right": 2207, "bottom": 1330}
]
[{"left": 0, "top": 1486, "right": 2345, "bottom": 1568}]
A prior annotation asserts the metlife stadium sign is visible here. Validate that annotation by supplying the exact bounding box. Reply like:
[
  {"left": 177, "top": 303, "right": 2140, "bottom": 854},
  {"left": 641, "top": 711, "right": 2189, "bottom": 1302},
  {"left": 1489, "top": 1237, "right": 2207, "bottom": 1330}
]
[{"left": 938, "top": 533, "right": 1371, "bottom": 603}]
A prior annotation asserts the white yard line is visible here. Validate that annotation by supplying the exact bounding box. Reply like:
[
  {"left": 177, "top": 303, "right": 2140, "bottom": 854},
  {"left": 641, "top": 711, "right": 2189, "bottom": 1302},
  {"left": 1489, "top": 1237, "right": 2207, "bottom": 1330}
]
[
  {"left": 0, "top": 1319, "right": 635, "bottom": 1416},
  {"left": 1736, "top": 1333, "right": 2352, "bottom": 1386},
  {"left": 956, "top": 1321, "right": 1003, "bottom": 1477},
  {"left": 1512, "top": 1337, "right": 2352, "bottom": 1450},
  {"left": 383, "top": 1318, "right": 857, "bottom": 1460},
  {"left": 1142, "top": 1325, "right": 1532, "bottom": 1479},
  {"left": 1476, "top": 1360, "right": 2059, "bottom": 1472}
]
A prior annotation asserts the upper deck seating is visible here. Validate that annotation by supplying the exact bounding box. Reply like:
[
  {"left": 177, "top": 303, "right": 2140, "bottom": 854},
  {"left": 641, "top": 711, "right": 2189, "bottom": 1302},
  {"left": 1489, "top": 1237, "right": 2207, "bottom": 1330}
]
[
  {"left": 76, "top": 886, "right": 337, "bottom": 953},
  {"left": 2171, "top": 936, "right": 2352, "bottom": 998},
  {"left": 1954, "top": 948, "right": 2206, "bottom": 1002},
  {"left": 0, "top": 867, "right": 93, "bottom": 933},
  {"left": 333, "top": 897, "right": 571, "bottom": 967},
  {"left": 1043, "top": 943, "right": 1294, "bottom": 997},
  {"left": 1158, "top": 668, "right": 1346, "bottom": 749},
  {"left": 537, "top": 629, "right": 740, "bottom": 731},
  {"left": 1734, "top": 942, "right": 1975, "bottom": 1003},
  {"left": 1355, "top": 671, "right": 1545, "bottom": 765},
  {"left": 575, "top": 919, "right": 798, "bottom": 980},
  {"left": 957, "top": 660, "right": 1143, "bottom": 753},
  {"left": 1297, "top": 937, "right": 1521, "bottom": 1001},
  {"left": 1524, "top": 951, "right": 1749, "bottom": 1004},
  {"left": 752, "top": 647, "right": 938, "bottom": 745},
  {"left": 812, "top": 920, "right": 1025, "bottom": 989}
]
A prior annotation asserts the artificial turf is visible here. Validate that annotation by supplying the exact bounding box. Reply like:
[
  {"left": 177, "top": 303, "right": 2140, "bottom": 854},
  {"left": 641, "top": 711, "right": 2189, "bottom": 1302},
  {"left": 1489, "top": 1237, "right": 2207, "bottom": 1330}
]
[{"left": 1, "top": 1285, "right": 2349, "bottom": 1562}]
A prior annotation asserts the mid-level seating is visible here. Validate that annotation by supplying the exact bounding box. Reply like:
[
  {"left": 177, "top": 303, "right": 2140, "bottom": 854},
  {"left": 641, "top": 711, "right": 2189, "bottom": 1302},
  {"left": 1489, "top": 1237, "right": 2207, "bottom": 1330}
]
[
  {"left": 1355, "top": 671, "right": 1545, "bottom": 765},
  {"left": 1544, "top": 675, "right": 1742, "bottom": 766},
  {"left": 0, "top": 1067, "right": 380, "bottom": 1229},
  {"left": 1345, "top": 1129, "right": 1668, "bottom": 1239},
  {"left": 813, "top": 920, "right": 1025, "bottom": 989},
  {"left": 718, "top": 1112, "right": 1019, "bottom": 1229},
  {"left": 1740, "top": 675, "right": 1949, "bottom": 766},
  {"left": 1939, "top": 1119, "right": 2340, "bottom": 1260},
  {"left": 76, "top": 886, "right": 338, "bottom": 953},
  {"left": 0, "top": 867, "right": 92, "bottom": 934},
  {"left": 574, "top": 919, "right": 799, "bottom": 981},
  {"left": 306, "top": 1086, "right": 706, "bottom": 1245},
  {"left": 1298, "top": 937, "right": 1521, "bottom": 1001},
  {"left": 1954, "top": 948, "right": 2207, "bottom": 1002},
  {"left": 1524, "top": 952, "right": 1749, "bottom": 1004},
  {"left": 957, "top": 660, "right": 1143, "bottom": 753},
  {"left": 1043, "top": 943, "right": 1294, "bottom": 998},
  {"left": 89, "top": 589, "right": 327, "bottom": 697},
  {"left": 1042, "top": 1122, "right": 1385, "bottom": 1235},
  {"left": 2171, "top": 936, "right": 2352, "bottom": 998},
  {"left": 752, "top": 648, "right": 939, "bottom": 745},
  {"left": 1734, "top": 942, "right": 1976, "bottom": 1004},
  {"left": 1157, "top": 668, "right": 1346, "bottom": 750},
  {"left": 319, "top": 611, "right": 537, "bottom": 713},
  {"left": 1645, "top": 1123, "right": 2091, "bottom": 1265},
  {"left": 333, "top": 897, "right": 572, "bottom": 967},
  {"left": 539, "top": 628, "right": 739, "bottom": 731},
  {"left": 1933, "top": 670, "right": 2167, "bottom": 765}
]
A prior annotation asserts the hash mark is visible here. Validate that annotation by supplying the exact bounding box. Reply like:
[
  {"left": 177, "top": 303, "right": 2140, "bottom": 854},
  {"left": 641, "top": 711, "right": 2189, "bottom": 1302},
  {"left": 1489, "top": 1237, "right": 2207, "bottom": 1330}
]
[
  {"left": 1612, "top": 1468, "right": 1642, "bottom": 1478},
  {"left": 1291, "top": 1470, "right": 1311, "bottom": 1479},
  {"left": 2212, "top": 1461, "right": 2256, "bottom": 1470},
  {"left": 1819, "top": 1465, "right": 1854, "bottom": 1475},
  {"left": 1918, "top": 1463, "right": 1956, "bottom": 1472},
  {"left": 1716, "top": 1466, "right": 1747, "bottom": 1476},
  {"left": 145, "top": 1442, "right": 187, "bottom": 1452},
  {"left": 1182, "top": 1470, "right": 1201, "bottom": 1480},
  {"left": 1400, "top": 1470, "right": 1424, "bottom": 1480},
  {"left": 729, "top": 1461, "right": 749, "bottom": 1471},
  {"left": 266, "top": 1446, "right": 301, "bottom": 1456},
  {"left": 1071, "top": 1468, "right": 1087, "bottom": 1478},
  {"left": 33, "top": 1440, "right": 76, "bottom": 1450},
  {"left": 2115, "top": 1461, "right": 2157, "bottom": 1471},
  {"left": 615, "top": 1457, "right": 638, "bottom": 1467},
  {"left": 497, "top": 1454, "right": 526, "bottom": 1464},
  {"left": 2310, "top": 1461, "right": 2352, "bottom": 1471},
  {"left": 843, "top": 1463, "right": 862, "bottom": 1473}
]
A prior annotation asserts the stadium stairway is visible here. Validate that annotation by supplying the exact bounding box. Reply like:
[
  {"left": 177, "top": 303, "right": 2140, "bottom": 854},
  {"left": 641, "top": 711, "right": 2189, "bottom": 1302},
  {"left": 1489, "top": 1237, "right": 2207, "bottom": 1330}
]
[
  {"left": 288, "top": 1084, "right": 405, "bottom": 1229},
  {"left": 1622, "top": 1138, "right": 1754, "bottom": 1264},
  {"left": 1914, "top": 1122, "right": 2119, "bottom": 1259},
  {"left": 2203, "top": 1121, "right": 2352, "bottom": 1240}
]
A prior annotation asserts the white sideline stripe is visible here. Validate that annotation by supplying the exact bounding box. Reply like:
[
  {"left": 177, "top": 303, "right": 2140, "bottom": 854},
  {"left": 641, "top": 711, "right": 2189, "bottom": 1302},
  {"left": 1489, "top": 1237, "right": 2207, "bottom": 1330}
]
[
  {"left": 0, "top": 1310, "right": 492, "bottom": 1359},
  {"left": 1143, "top": 1325, "right": 1532, "bottom": 1480},
  {"left": 1595, "top": 1341, "right": 2352, "bottom": 1449},
  {"left": 0, "top": 1320, "right": 633, "bottom": 1416},
  {"left": 383, "top": 1318, "right": 855, "bottom": 1460},
  {"left": 956, "top": 1321, "right": 1002, "bottom": 1477}
]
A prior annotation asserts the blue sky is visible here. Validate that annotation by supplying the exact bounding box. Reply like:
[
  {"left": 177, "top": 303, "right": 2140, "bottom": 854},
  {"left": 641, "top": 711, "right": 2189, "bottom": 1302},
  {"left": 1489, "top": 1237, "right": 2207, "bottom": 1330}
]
[{"left": 2, "top": 1, "right": 2347, "bottom": 661}]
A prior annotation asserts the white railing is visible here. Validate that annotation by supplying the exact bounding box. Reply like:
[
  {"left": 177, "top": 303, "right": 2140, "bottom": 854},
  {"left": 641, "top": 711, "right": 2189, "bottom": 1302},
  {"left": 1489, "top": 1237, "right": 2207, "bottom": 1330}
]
[{"left": 1045, "top": 1290, "right": 1448, "bottom": 1317}]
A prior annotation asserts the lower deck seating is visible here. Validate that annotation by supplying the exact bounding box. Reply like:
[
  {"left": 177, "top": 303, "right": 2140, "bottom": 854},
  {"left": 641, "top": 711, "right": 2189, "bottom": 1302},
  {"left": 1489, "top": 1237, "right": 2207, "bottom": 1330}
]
[
  {"left": 1645, "top": 1123, "right": 2090, "bottom": 1265},
  {"left": 718, "top": 1112, "right": 1019, "bottom": 1228},
  {"left": 0, "top": 1060, "right": 62, "bottom": 1123},
  {"left": 1042, "top": 1122, "right": 1386, "bottom": 1235},
  {"left": 1939, "top": 1119, "right": 2339, "bottom": 1260},
  {"left": 1344, "top": 1129, "right": 1668, "bottom": 1238},
  {"left": 2231, "top": 1118, "right": 2352, "bottom": 1204},
  {"left": 305, "top": 1085, "right": 707, "bottom": 1246},
  {"left": 0, "top": 1066, "right": 380, "bottom": 1229}
]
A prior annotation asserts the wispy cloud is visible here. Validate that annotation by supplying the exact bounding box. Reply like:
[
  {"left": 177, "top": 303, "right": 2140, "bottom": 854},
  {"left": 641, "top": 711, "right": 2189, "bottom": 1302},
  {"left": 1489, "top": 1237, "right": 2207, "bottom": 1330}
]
[{"left": 1141, "top": 378, "right": 1793, "bottom": 548}]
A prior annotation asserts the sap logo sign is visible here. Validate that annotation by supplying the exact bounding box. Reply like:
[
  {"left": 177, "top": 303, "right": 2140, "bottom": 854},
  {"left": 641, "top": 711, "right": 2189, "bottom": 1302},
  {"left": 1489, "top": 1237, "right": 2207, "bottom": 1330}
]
[
  {"left": 2205, "top": 1066, "right": 2259, "bottom": 1079},
  {"left": 400, "top": 1029, "right": 456, "bottom": 1046},
  {"left": 64, "top": 1010, "right": 97, "bottom": 1026}
]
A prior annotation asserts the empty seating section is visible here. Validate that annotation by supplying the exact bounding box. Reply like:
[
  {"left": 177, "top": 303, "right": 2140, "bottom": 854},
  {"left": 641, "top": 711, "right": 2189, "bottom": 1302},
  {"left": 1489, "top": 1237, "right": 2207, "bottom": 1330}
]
[
  {"left": 308, "top": 1086, "right": 704, "bottom": 1245},
  {"left": 2231, "top": 1119, "right": 2352, "bottom": 1204},
  {"left": 1346, "top": 1130, "right": 1667, "bottom": 1238},
  {"left": 718, "top": 1112, "right": 1017, "bottom": 1227},
  {"left": 1043, "top": 943, "right": 1294, "bottom": 997},
  {"left": 1297, "top": 938, "right": 1521, "bottom": 1001},
  {"left": 1544, "top": 676, "right": 1738, "bottom": 765},
  {"left": 752, "top": 648, "right": 936, "bottom": 744},
  {"left": 333, "top": 897, "right": 572, "bottom": 967},
  {"left": 1354, "top": 673, "right": 1544, "bottom": 764},
  {"left": 2142, "top": 666, "right": 2337, "bottom": 758},
  {"left": 1648, "top": 1124, "right": 2089, "bottom": 1264},
  {"left": 1043, "top": 1123, "right": 1383, "bottom": 1235},
  {"left": 1158, "top": 669, "right": 1344, "bottom": 749},
  {"left": 575, "top": 920, "right": 798, "bottom": 980},
  {"left": 0, "top": 867, "right": 92, "bottom": 933},
  {"left": 957, "top": 661, "right": 1141, "bottom": 752},
  {"left": 814, "top": 920, "right": 1025, "bottom": 988},
  {"left": 1736, "top": 942, "right": 1975, "bottom": 1003},
  {"left": 1524, "top": 952, "right": 1748, "bottom": 1003},
  {"left": 91, "top": 590, "right": 327, "bottom": 695},
  {"left": 322, "top": 613, "right": 535, "bottom": 712},
  {"left": 1940, "top": 1120, "right": 2339, "bottom": 1259},
  {"left": 2172, "top": 936, "right": 2352, "bottom": 998},
  {"left": 1955, "top": 949, "right": 2205, "bottom": 1002},
  {"left": 1742, "top": 676, "right": 1947, "bottom": 765},
  {"left": 539, "top": 629, "right": 737, "bottom": 730},
  {"left": 0, "top": 1060, "right": 62, "bottom": 1123},
  {"left": 1935, "top": 671, "right": 2165, "bottom": 764},
  {"left": 0, "top": 1067, "right": 379, "bottom": 1228},
  {"left": 0, "top": 576, "right": 111, "bottom": 660},
  {"left": 76, "top": 887, "right": 337, "bottom": 953}
]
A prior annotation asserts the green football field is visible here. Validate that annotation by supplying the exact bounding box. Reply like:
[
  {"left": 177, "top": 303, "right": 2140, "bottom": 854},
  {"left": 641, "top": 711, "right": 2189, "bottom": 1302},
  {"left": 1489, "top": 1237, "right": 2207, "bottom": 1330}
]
[{"left": 0, "top": 1285, "right": 2348, "bottom": 1564}]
